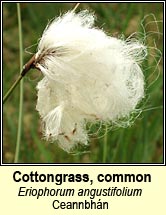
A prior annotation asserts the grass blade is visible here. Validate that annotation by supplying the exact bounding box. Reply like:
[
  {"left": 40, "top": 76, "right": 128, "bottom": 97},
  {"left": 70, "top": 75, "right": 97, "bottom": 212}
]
[{"left": 14, "top": 3, "right": 23, "bottom": 163}]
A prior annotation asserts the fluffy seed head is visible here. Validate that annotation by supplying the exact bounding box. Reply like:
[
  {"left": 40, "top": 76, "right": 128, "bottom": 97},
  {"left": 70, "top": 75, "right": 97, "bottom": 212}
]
[{"left": 35, "top": 10, "right": 147, "bottom": 152}]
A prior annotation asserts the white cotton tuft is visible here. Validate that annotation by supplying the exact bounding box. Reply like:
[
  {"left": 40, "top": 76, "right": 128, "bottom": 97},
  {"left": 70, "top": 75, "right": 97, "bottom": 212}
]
[{"left": 35, "top": 10, "right": 147, "bottom": 152}]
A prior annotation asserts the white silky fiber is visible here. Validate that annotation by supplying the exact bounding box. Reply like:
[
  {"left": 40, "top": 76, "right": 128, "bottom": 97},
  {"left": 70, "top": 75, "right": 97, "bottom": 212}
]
[{"left": 35, "top": 10, "right": 147, "bottom": 152}]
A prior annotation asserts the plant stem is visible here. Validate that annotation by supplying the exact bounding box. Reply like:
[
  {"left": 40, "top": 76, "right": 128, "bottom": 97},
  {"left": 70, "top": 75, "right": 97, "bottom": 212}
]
[
  {"left": 14, "top": 3, "right": 23, "bottom": 163},
  {"left": 3, "top": 55, "right": 36, "bottom": 104},
  {"left": 3, "top": 75, "right": 23, "bottom": 104}
]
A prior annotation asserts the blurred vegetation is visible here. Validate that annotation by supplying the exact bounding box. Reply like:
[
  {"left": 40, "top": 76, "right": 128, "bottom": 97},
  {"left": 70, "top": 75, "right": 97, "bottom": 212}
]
[{"left": 3, "top": 2, "right": 163, "bottom": 163}]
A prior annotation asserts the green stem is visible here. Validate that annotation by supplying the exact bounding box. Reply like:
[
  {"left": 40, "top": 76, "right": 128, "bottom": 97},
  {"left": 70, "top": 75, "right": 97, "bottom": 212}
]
[
  {"left": 14, "top": 3, "right": 23, "bottom": 163},
  {"left": 3, "top": 54, "right": 36, "bottom": 104},
  {"left": 3, "top": 75, "right": 23, "bottom": 104}
]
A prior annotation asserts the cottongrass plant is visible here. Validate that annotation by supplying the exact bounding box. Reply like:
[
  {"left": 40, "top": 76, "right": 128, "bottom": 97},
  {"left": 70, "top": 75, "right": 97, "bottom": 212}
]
[
  {"left": 34, "top": 10, "right": 147, "bottom": 152},
  {"left": 5, "top": 6, "right": 158, "bottom": 154}
]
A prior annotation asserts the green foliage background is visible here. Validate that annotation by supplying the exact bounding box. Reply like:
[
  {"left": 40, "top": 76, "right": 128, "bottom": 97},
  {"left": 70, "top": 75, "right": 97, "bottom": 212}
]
[{"left": 3, "top": 2, "right": 163, "bottom": 163}]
